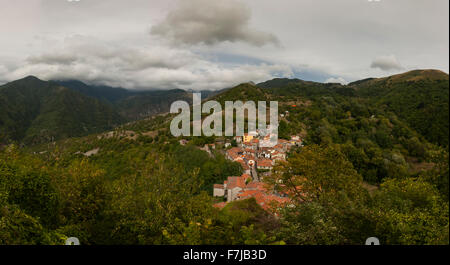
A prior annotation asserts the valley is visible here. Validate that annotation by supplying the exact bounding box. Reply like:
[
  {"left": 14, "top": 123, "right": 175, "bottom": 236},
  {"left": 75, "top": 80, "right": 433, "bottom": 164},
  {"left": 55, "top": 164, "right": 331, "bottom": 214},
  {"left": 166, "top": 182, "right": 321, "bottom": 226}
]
[{"left": 0, "top": 69, "right": 448, "bottom": 245}]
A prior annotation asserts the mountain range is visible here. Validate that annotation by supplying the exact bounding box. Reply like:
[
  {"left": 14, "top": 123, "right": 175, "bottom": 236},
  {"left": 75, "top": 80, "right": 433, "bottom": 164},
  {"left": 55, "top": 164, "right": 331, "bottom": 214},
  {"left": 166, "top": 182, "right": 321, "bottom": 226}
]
[
  {"left": 0, "top": 76, "right": 123, "bottom": 145},
  {"left": 0, "top": 69, "right": 448, "bottom": 147},
  {"left": 213, "top": 69, "right": 449, "bottom": 147},
  {"left": 0, "top": 77, "right": 222, "bottom": 144}
]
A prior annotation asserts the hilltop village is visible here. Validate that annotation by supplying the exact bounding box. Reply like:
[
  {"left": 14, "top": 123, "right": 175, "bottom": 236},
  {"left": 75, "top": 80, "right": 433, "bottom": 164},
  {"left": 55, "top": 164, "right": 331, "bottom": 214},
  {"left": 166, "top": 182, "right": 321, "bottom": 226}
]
[{"left": 211, "top": 132, "right": 304, "bottom": 212}]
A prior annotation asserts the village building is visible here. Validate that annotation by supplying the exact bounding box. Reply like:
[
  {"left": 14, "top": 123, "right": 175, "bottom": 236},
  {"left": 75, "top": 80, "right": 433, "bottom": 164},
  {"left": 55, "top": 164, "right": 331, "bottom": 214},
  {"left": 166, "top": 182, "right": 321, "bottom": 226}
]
[
  {"left": 213, "top": 173, "right": 291, "bottom": 212},
  {"left": 214, "top": 134, "right": 304, "bottom": 213},
  {"left": 257, "top": 159, "right": 273, "bottom": 170},
  {"left": 213, "top": 184, "right": 225, "bottom": 197},
  {"left": 271, "top": 151, "right": 286, "bottom": 161},
  {"left": 225, "top": 174, "right": 252, "bottom": 202},
  {"left": 243, "top": 133, "right": 254, "bottom": 143},
  {"left": 257, "top": 147, "right": 271, "bottom": 159},
  {"left": 239, "top": 160, "right": 251, "bottom": 175}
]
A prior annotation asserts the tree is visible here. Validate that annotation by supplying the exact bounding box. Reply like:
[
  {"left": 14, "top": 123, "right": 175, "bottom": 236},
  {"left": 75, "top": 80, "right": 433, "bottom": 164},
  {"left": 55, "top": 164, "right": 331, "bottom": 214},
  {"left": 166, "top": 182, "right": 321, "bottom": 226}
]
[
  {"left": 420, "top": 149, "right": 449, "bottom": 200},
  {"left": 266, "top": 144, "right": 373, "bottom": 244},
  {"left": 371, "top": 177, "right": 449, "bottom": 244},
  {"left": 267, "top": 144, "right": 365, "bottom": 203},
  {"left": 0, "top": 205, "right": 63, "bottom": 245}
]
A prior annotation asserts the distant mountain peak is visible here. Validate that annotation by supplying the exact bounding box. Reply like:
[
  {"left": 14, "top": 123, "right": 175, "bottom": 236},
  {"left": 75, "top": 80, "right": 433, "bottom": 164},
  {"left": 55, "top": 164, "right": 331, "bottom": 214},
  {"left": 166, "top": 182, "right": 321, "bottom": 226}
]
[
  {"left": 350, "top": 69, "right": 449, "bottom": 87},
  {"left": 14, "top": 75, "right": 46, "bottom": 84},
  {"left": 22, "top": 75, "right": 41, "bottom": 81},
  {"left": 387, "top": 69, "right": 449, "bottom": 82},
  {"left": 2, "top": 75, "right": 49, "bottom": 89}
]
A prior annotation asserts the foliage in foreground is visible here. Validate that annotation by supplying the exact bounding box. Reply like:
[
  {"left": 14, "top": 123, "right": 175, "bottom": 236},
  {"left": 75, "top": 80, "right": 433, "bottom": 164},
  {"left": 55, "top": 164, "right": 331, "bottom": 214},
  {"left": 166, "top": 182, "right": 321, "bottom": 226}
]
[
  {"left": 1, "top": 141, "right": 448, "bottom": 245},
  {"left": 0, "top": 144, "right": 273, "bottom": 245},
  {"left": 266, "top": 145, "right": 449, "bottom": 245}
]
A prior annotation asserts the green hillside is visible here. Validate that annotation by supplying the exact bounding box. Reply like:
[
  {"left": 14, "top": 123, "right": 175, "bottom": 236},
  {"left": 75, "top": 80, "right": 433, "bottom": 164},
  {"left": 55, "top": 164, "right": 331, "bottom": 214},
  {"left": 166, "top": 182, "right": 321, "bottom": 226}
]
[
  {"left": 351, "top": 70, "right": 449, "bottom": 146},
  {"left": 0, "top": 76, "right": 124, "bottom": 145},
  {"left": 116, "top": 89, "right": 192, "bottom": 120},
  {"left": 54, "top": 80, "right": 131, "bottom": 103},
  {"left": 0, "top": 78, "right": 221, "bottom": 145},
  {"left": 54, "top": 80, "right": 223, "bottom": 121},
  {"left": 212, "top": 82, "right": 268, "bottom": 103}
]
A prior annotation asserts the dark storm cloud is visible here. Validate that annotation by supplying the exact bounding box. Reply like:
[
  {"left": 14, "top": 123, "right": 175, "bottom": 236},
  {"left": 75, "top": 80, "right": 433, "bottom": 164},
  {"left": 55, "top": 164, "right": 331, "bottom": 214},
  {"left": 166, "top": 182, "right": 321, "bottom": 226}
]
[{"left": 151, "top": 0, "right": 279, "bottom": 46}]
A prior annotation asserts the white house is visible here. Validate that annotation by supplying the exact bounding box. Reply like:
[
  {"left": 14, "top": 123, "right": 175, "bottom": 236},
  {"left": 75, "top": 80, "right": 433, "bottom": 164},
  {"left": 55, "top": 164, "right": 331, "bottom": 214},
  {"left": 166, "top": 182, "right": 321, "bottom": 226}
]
[{"left": 213, "top": 184, "right": 225, "bottom": 197}]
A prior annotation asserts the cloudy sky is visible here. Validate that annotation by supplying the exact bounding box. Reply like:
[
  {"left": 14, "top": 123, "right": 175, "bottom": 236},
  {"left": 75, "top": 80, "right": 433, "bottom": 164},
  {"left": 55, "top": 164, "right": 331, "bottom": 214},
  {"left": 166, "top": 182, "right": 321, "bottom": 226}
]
[{"left": 0, "top": 0, "right": 448, "bottom": 90}]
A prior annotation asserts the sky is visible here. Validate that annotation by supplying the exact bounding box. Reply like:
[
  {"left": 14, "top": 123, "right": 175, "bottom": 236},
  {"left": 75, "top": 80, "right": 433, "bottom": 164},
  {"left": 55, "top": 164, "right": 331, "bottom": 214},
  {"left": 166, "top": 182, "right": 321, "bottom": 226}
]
[{"left": 0, "top": 0, "right": 448, "bottom": 90}]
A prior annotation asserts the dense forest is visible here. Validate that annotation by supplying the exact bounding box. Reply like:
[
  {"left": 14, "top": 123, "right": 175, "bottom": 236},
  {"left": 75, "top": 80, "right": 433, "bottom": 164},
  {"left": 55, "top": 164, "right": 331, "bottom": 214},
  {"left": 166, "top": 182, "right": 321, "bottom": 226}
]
[{"left": 0, "top": 70, "right": 448, "bottom": 245}]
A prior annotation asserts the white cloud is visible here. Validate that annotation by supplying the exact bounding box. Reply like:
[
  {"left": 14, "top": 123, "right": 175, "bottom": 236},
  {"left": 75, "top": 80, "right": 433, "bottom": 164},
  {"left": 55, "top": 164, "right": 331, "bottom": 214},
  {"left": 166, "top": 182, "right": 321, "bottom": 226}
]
[
  {"left": 6, "top": 35, "right": 292, "bottom": 90},
  {"left": 325, "top": 77, "right": 348, "bottom": 85},
  {"left": 370, "top": 55, "right": 403, "bottom": 71}
]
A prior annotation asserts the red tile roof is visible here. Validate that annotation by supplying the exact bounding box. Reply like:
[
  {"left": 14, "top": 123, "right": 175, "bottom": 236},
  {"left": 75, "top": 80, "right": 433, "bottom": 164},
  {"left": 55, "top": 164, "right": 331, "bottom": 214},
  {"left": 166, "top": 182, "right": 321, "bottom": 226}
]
[
  {"left": 241, "top": 174, "right": 252, "bottom": 181},
  {"left": 238, "top": 161, "right": 250, "bottom": 170},
  {"left": 244, "top": 154, "right": 255, "bottom": 161},
  {"left": 257, "top": 159, "right": 273, "bottom": 168},
  {"left": 212, "top": 169, "right": 292, "bottom": 214},
  {"left": 237, "top": 190, "right": 260, "bottom": 199},
  {"left": 232, "top": 154, "right": 243, "bottom": 161},
  {"left": 246, "top": 182, "right": 267, "bottom": 192},
  {"left": 252, "top": 192, "right": 291, "bottom": 211},
  {"left": 229, "top": 147, "right": 242, "bottom": 153},
  {"left": 227, "top": 176, "right": 246, "bottom": 189}
]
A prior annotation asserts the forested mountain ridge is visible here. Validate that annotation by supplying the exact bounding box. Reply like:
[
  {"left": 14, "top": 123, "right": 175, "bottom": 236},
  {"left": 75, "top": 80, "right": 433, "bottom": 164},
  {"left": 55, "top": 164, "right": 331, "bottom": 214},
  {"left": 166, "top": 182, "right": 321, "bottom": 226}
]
[
  {"left": 0, "top": 76, "right": 124, "bottom": 145},
  {"left": 55, "top": 80, "right": 222, "bottom": 121},
  {"left": 54, "top": 80, "right": 131, "bottom": 103},
  {"left": 0, "top": 77, "right": 222, "bottom": 145},
  {"left": 116, "top": 89, "right": 192, "bottom": 120},
  {"left": 351, "top": 70, "right": 449, "bottom": 146},
  {"left": 55, "top": 80, "right": 192, "bottom": 120},
  {"left": 213, "top": 69, "right": 448, "bottom": 149}
]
